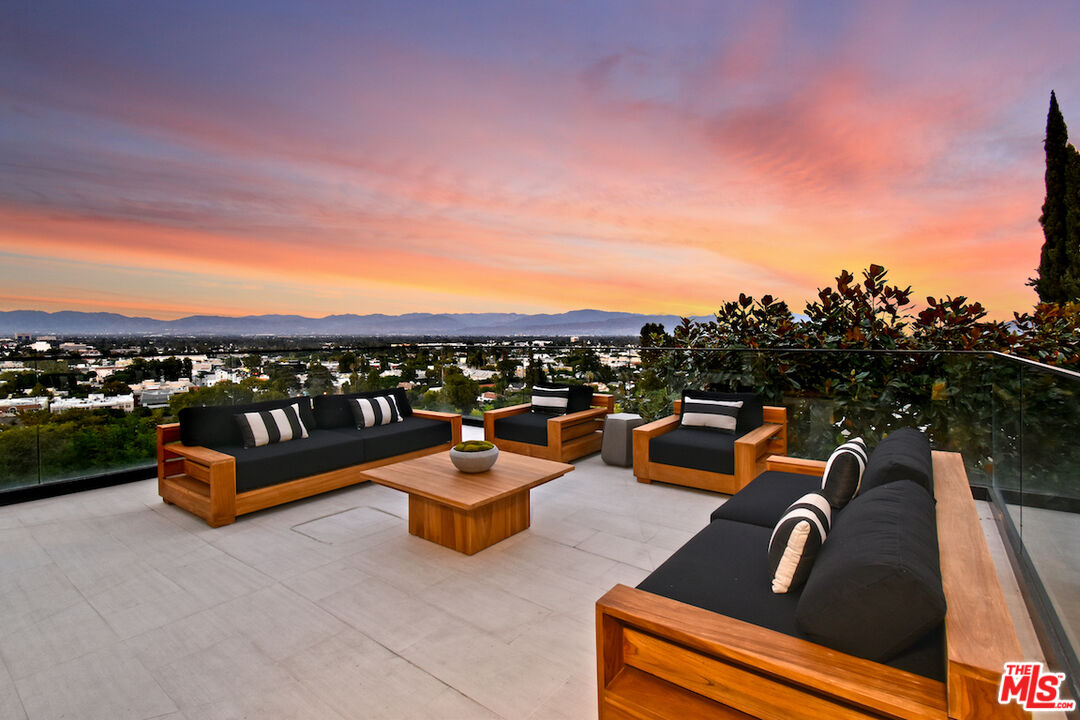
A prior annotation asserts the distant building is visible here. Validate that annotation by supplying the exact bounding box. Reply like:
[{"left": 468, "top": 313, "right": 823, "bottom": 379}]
[
  {"left": 0, "top": 397, "right": 48, "bottom": 415},
  {"left": 59, "top": 342, "right": 97, "bottom": 356},
  {"left": 50, "top": 394, "right": 135, "bottom": 413}
]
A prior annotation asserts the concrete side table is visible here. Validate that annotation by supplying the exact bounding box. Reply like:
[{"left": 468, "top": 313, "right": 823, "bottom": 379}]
[{"left": 602, "top": 413, "right": 645, "bottom": 467}]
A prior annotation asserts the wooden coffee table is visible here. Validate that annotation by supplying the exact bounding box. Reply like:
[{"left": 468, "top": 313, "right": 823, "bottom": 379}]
[{"left": 357, "top": 451, "right": 573, "bottom": 555}]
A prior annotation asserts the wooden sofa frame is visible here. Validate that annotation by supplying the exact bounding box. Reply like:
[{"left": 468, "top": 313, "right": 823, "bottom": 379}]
[
  {"left": 483, "top": 393, "right": 614, "bottom": 463},
  {"left": 596, "top": 451, "right": 1029, "bottom": 720},
  {"left": 157, "top": 409, "right": 462, "bottom": 527},
  {"left": 633, "top": 399, "right": 788, "bottom": 494}
]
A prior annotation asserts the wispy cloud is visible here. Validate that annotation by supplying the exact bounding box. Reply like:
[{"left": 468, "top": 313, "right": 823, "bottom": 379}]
[{"left": 1, "top": 0, "right": 1077, "bottom": 320}]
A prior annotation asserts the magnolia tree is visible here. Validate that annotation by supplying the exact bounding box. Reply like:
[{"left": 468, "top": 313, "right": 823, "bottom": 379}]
[{"left": 632, "top": 265, "right": 1080, "bottom": 491}]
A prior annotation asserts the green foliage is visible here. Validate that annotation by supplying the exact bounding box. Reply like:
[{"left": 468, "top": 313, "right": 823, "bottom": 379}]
[
  {"left": 466, "top": 347, "right": 486, "bottom": 368},
  {"left": 168, "top": 380, "right": 286, "bottom": 413},
  {"left": 304, "top": 361, "right": 335, "bottom": 396},
  {"left": 0, "top": 408, "right": 166, "bottom": 490},
  {"left": 441, "top": 368, "right": 480, "bottom": 413},
  {"left": 634, "top": 264, "right": 1080, "bottom": 492},
  {"left": 110, "top": 357, "right": 191, "bottom": 384},
  {"left": 264, "top": 363, "right": 300, "bottom": 395},
  {"left": 334, "top": 351, "right": 358, "bottom": 374},
  {"left": 453, "top": 440, "right": 494, "bottom": 452},
  {"left": 101, "top": 379, "right": 133, "bottom": 396}
]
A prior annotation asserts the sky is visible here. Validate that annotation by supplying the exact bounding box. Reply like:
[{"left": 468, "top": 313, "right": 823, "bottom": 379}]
[{"left": 2, "top": 1, "right": 1079, "bottom": 321}]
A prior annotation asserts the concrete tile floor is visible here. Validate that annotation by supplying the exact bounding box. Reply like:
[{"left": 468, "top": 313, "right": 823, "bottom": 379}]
[{"left": 0, "top": 426, "right": 1060, "bottom": 719}]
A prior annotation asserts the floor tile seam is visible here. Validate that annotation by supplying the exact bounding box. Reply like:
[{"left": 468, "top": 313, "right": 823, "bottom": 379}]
[
  {"left": 0, "top": 650, "right": 30, "bottom": 720},
  {"left": 204, "top": 534, "right": 336, "bottom": 585},
  {"left": 0, "top": 588, "right": 86, "bottom": 644},
  {"left": 268, "top": 581, "right": 366, "bottom": 636},
  {"left": 25, "top": 540, "right": 126, "bottom": 645},
  {"left": 104, "top": 510, "right": 219, "bottom": 559},
  {"left": 570, "top": 535, "right": 656, "bottom": 572},
  {"left": 9, "top": 635, "right": 177, "bottom": 712},
  {"left": 281, "top": 611, "right": 509, "bottom": 720}
]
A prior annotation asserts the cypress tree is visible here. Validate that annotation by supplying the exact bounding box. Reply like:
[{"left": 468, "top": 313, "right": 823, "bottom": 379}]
[
  {"left": 1063, "top": 145, "right": 1080, "bottom": 299},
  {"left": 1033, "top": 91, "right": 1071, "bottom": 303}
]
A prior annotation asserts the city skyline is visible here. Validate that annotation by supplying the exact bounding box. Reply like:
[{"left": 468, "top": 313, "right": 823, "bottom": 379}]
[{"left": 4, "top": 1, "right": 1080, "bottom": 321}]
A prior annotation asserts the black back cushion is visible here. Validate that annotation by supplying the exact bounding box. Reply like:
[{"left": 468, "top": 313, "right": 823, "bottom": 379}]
[
  {"left": 537, "top": 383, "right": 594, "bottom": 413},
  {"left": 682, "top": 389, "right": 763, "bottom": 435},
  {"left": 313, "top": 388, "right": 413, "bottom": 429},
  {"left": 179, "top": 396, "right": 316, "bottom": 447},
  {"left": 861, "top": 427, "right": 933, "bottom": 496},
  {"left": 795, "top": 480, "right": 946, "bottom": 662}
]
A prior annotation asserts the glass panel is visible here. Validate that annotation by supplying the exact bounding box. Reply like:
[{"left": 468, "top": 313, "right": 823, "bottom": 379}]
[
  {"left": 0, "top": 343, "right": 1077, "bottom": 675},
  {"left": 1018, "top": 362, "right": 1080, "bottom": 656}
]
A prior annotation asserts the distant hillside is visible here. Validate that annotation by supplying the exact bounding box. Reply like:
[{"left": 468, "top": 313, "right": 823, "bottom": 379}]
[{"left": 0, "top": 309, "right": 714, "bottom": 337}]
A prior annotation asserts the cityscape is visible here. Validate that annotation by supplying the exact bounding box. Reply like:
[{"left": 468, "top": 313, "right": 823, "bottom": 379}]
[{"left": 0, "top": 330, "right": 640, "bottom": 489}]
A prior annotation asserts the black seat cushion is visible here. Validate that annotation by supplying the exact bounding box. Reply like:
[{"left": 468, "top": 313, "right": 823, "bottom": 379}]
[
  {"left": 212, "top": 430, "right": 366, "bottom": 493},
  {"left": 638, "top": 519, "right": 803, "bottom": 637},
  {"left": 710, "top": 470, "right": 822, "bottom": 527},
  {"left": 180, "top": 397, "right": 316, "bottom": 447},
  {"left": 796, "top": 480, "right": 946, "bottom": 662},
  {"left": 682, "top": 389, "right": 763, "bottom": 435},
  {"left": 861, "top": 428, "right": 933, "bottom": 496},
  {"left": 348, "top": 416, "right": 451, "bottom": 462},
  {"left": 639, "top": 516, "right": 945, "bottom": 681},
  {"left": 650, "top": 426, "right": 737, "bottom": 475},
  {"left": 313, "top": 389, "right": 414, "bottom": 429},
  {"left": 494, "top": 412, "right": 549, "bottom": 446}
]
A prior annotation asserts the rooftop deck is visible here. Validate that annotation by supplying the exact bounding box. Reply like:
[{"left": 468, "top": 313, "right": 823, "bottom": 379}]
[{"left": 0, "top": 426, "right": 1055, "bottom": 719}]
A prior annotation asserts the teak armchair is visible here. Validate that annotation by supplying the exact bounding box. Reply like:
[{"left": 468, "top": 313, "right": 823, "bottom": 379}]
[
  {"left": 634, "top": 398, "right": 787, "bottom": 494},
  {"left": 484, "top": 393, "right": 614, "bottom": 463}
]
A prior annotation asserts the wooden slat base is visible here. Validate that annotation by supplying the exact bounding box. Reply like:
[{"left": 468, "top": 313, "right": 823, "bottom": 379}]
[{"left": 408, "top": 490, "right": 529, "bottom": 555}]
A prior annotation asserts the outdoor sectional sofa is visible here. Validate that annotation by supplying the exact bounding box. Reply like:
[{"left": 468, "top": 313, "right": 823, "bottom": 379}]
[
  {"left": 156, "top": 389, "right": 461, "bottom": 526},
  {"left": 597, "top": 429, "right": 1028, "bottom": 720}
]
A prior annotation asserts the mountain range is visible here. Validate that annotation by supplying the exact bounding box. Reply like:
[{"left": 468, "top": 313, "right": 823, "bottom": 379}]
[{"left": 0, "top": 309, "right": 713, "bottom": 337}]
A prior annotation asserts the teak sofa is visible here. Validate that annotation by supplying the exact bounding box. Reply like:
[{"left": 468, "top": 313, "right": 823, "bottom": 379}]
[
  {"left": 597, "top": 438, "right": 1029, "bottom": 720},
  {"left": 634, "top": 393, "right": 787, "bottom": 494},
  {"left": 157, "top": 389, "right": 461, "bottom": 527},
  {"left": 484, "top": 386, "right": 614, "bottom": 463}
]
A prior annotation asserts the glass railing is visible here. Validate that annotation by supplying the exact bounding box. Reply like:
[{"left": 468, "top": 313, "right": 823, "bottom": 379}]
[{"left": 0, "top": 343, "right": 1076, "bottom": 692}]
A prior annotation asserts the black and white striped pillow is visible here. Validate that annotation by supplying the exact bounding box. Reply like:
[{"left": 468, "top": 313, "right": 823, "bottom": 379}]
[
  {"left": 235, "top": 403, "right": 309, "bottom": 448},
  {"left": 820, "top": 438, "right": 868, "bottom": 509},
  {"left": 680, "top": 397, "right": 743, "bottom": 432},
  {"left": 768, "top": 492, "right": 831, "bottom": 594},
  {"left": 350, "top": 394, "right": 402, "bottom": 428},
  {"left": 530, "top": 386, "right": 569, "bottom": 415}
]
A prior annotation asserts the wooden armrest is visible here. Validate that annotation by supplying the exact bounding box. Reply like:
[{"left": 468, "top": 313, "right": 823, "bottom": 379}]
[
  {"left": 765, "top": 455, "right": 827, "bottom": 476},
  {"left": 483, "top": 403, "right": 531, "bottom": 420},
  {"left": 633, "top": 415, "right": 680, "bottom": 439},
  {"left": 933, "top": 451, "right": 1027, "bottom": 720},
  {"left": 592, "top": 393, "right": 615, "bottom": 412},
  {"left": 734, "top": 422, "right": 782, "bottom": 451},
  {"left": 548, "top": 406, "right": 608, "bottom": 426},
  {"left": 165, "top": 442, "right": 235, "bottom": 466},
  {"left": 598, "top": 584, "right": 947, "bottom": 719},
  {"left": 412, "top": 409, "right": 460, "bottom": 421}
]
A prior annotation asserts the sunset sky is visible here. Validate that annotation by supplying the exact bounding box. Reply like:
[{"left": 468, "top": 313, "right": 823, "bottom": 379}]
[{"left": 3, "top": 1, "right": 1079, "bottom": 321}]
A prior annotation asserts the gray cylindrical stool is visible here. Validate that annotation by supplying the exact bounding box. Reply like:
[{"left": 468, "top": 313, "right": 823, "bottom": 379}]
[{"left": 602, "top": 413, "right": 645, "bottom": 467}]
